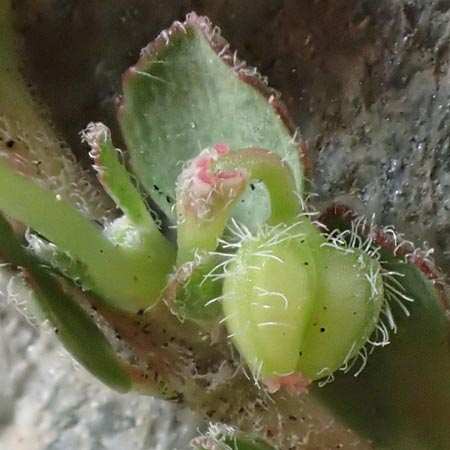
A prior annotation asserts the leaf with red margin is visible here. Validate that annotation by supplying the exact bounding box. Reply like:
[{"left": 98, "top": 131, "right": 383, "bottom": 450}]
[
  {"left": 118, "top": 13, "right": 307, "bottom": 229},
  {"left": 314, "top": 205, "right": 450, "bottom": 450}
]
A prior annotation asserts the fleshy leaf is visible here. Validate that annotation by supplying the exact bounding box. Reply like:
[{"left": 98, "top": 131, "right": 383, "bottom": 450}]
[
  {"left": 314, "top": 209, "right": 450, "bottom": 450},
  {"left": 0, "top": 213, "right": 131, "bottom": 392},
  {"left": 0, "top": 160, "right": 175, "bottom": 312},
  {"left": 119, "top": 13, "right": 305, "bottom": 229},
  {"left": 82, "top": 122, "right": 156, "bottom": 229},
  {"left": 0, "top": 212, "right": 186, "bottom": 398}
]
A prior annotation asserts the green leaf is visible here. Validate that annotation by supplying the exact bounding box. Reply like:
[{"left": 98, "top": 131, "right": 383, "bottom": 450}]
[
  {"left": 82, "top": 122, "right": 156, "bottom": 229},
  {"left": 0, "top": 213, "right": 132, "bottom": 392},
  {"left": 313, "top": 216, "right": 450, "bottom": 450},
  {"left": 0, "top": 160, "right": 174, "bottom": 312},
  {"left": 119, "top": 14, "right": 304, "bottom": 229}
]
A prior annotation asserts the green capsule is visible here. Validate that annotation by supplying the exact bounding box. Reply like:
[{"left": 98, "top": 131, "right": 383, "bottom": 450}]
[
  {"left": 297, "top": 245, "right": 384, "bottom": 380},
  {"left": 222, "top": 219, "right": 385, "bottom": 388},
  {"left": 222, "top": 221, "right": 321, "bottom": 379}
]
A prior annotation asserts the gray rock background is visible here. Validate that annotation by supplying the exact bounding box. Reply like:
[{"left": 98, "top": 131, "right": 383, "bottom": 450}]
[
  {"left": 0, "top": 273, "right": 199, "bottom": 450},
  {"left": 2, "top": 1, "right": 450, "bottom": 449}
]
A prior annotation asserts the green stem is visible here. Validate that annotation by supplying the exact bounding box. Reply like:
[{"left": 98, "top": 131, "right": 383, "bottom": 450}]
[
  {"left": 0, "top": 161, "right": 175, "bottom": 311},
  {"left": 215, "top": 148, "right": 301, "bottom": 225},
  {"left": 177, "top": 209, "right": 237, "bottom": 265},
  {"left": 177, "top": 147, "right": 301, "bottom": 264}
]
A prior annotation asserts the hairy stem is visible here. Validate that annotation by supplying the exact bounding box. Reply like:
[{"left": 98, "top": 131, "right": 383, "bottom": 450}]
[
  {"left": 0, "top": 161, "right": 175, "bottom": 311},
  {"left": 215, "top": 147, "right": 301, "bottom": 225}
]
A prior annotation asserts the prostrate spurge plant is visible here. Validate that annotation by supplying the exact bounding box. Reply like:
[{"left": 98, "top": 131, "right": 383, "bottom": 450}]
[{"left": 1, "top": 5, "right": 450, "bottom": 450}]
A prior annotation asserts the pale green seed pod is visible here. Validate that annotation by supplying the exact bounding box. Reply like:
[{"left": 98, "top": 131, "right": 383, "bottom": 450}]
[
  {"left": 297, "top": 245, "right": 384, "bottom": 380},
  {"left": 222, "top": 219, "right": 385, "bottom": 388},
  {"left": 222, "top": 220, "right": 322, "bottom": 379}
]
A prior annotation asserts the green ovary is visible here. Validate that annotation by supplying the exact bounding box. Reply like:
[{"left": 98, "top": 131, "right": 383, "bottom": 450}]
[
  {"left": 297, "top": 246, "right": 384, "bottom": 380},
  {"left": 222, "top": 220, "right": 385, "bottom": 383},
  {"left": 222, "top": 222, "right": 320, "bottom": 378}
]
